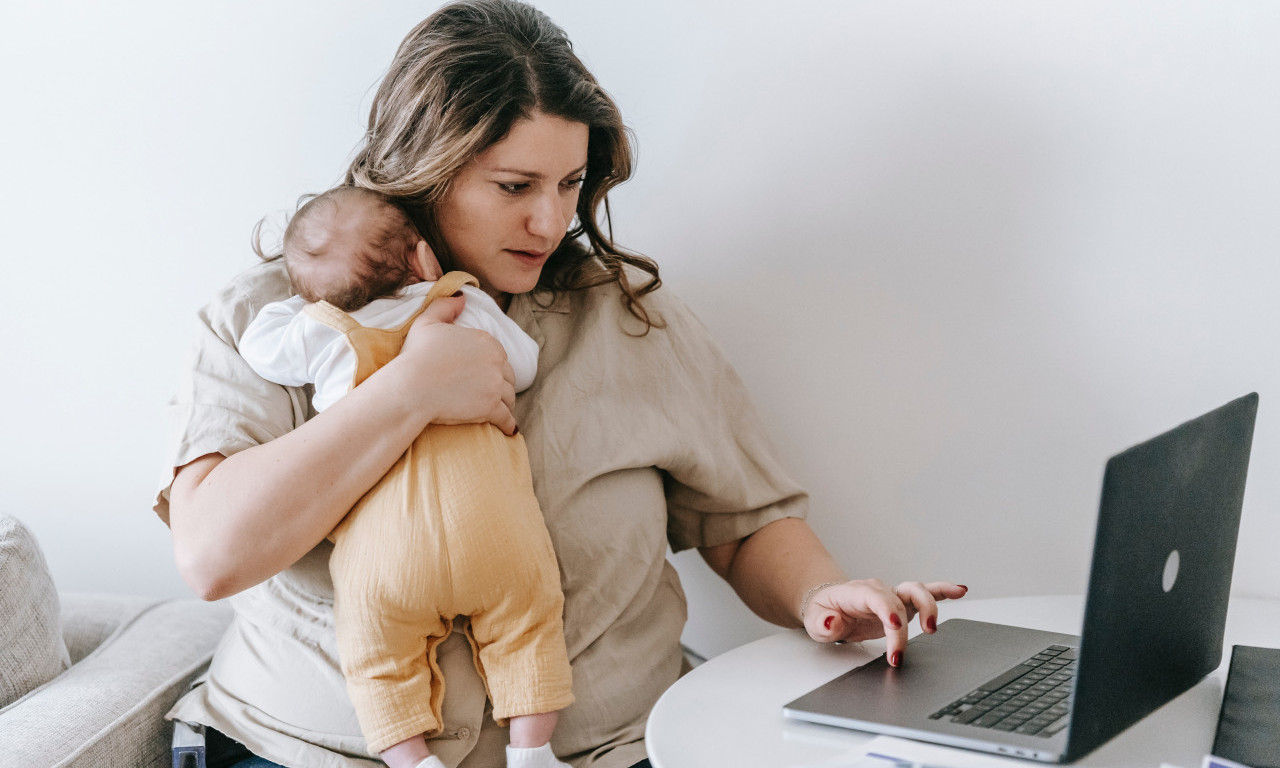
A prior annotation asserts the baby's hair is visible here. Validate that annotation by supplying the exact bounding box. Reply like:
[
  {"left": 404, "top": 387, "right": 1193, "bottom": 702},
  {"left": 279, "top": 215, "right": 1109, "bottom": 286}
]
[{"left": 276, "top": 186, "right": 422, "bottom": 312}]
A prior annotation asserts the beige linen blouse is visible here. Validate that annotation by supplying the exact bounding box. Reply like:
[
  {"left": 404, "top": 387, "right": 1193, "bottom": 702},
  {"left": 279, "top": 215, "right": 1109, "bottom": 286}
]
[{"left": 155, "top": 259, "right": 808, "bottom": 768}]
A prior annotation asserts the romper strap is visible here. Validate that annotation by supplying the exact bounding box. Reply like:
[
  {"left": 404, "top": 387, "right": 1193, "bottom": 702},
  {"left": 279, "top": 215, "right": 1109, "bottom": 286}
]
[
  {"left": 303, "top": 300, "right": 362, "bottom": 333},
  {"left": 301, "top": 272, "right": 478, "bottom": 332},
  {"left": 300, "top": 271, "right": 481, "bottom": 337},
  {"left": 398, "top": 271, "right": 482, "bottom": 326},
  {"left": 424, "top": 271, "right": 481, "bottom": 306}
]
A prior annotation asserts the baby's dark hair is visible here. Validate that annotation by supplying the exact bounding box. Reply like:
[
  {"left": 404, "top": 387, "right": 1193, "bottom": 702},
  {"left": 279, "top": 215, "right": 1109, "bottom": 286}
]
[{"left": 279, "top": 186, "right": 421, "bottom": 312}]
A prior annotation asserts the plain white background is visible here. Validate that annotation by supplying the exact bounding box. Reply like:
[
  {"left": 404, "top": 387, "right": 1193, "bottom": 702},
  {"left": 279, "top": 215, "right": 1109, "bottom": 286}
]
[{"left": 1, "top": 1, "right": 1277, "bottom": 659}]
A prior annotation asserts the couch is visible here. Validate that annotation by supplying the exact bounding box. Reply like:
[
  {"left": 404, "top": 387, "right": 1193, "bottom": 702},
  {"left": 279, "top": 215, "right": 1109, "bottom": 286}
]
[{"left": 0, "top": 513, "right": 233, "bottom": 767}]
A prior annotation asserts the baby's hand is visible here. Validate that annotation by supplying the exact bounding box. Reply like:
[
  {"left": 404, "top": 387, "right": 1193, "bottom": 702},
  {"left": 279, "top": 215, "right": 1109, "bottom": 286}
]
[
  {"left": 415, "top": 294, "right": 464, "bottom": 326},
  {"left": 413, "top": 240, "right": 443, "bottom": 282}
]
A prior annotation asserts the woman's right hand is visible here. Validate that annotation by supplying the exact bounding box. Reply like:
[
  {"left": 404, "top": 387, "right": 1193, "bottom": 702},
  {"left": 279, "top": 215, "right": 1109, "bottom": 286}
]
[{"left": 394, "top": 294, "right": 518, "bottom": 435}]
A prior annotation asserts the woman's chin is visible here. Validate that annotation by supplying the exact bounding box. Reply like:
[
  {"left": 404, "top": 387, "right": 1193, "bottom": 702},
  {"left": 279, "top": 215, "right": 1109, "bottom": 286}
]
[
  {"left": 497, "top": 266, "right": 547, "bottom": 294},
  {"left": 474, "top": 273, "right": 542, "bottom": 302}
]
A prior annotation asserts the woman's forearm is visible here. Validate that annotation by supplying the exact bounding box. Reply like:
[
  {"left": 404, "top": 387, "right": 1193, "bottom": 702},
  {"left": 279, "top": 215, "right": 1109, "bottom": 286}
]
[
  {"left": 169, "top": 354, "right": 440, "bottom": 600},
  {"left": 169, "top": 301, "right": 516, "bottom": 600},
  {"left": 699, "top": 517, "right": 847, "bottom": 628}
]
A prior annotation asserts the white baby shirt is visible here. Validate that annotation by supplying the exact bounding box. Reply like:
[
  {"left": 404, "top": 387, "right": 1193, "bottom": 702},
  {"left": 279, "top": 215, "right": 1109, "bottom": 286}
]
[{"left": 239, "top": 281, "right": 539, "bottom": 412}]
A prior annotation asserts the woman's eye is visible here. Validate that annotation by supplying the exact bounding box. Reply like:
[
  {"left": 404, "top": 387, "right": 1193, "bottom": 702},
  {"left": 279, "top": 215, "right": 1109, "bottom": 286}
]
[
  {"left": 498, "top": 182, "right": 528, "bottom": 195},
  {"left": 563, "top": 176, "right": 586, "bottom": 189}
]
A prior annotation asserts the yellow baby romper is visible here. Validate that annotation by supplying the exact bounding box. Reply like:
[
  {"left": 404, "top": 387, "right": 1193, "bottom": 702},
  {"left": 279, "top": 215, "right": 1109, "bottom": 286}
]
[{"left": 309, "top": 272, "right": 575, "bottom": 755}]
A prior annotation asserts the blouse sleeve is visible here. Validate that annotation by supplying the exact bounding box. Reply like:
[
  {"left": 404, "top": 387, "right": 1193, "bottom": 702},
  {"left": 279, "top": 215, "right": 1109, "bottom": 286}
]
[
  {"left": 153, "top": 260, "right": 310, "bottom": 524},
  {"left": 647, "top": 294, "right": 810, "bottom": 552}
]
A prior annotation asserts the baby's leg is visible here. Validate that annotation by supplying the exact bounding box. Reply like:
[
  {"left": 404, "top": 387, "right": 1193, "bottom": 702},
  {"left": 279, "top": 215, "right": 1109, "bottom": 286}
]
[
  {"left": 470, "top": 563, "right": 574, "bottom": 768},
  {"left": 506, "top": 711, "right": 570, "bottom": 768},
  {"left": 509, "top": 710, "right": 558, "bottom": 748},
  {"left": 381, "top": 735, "right": 444, "bottom": 768},
  {"left": 438, "top": 429, "right": 574, "bottom": 767},
  {"left": 331, "top": 518, "right": 452, "bottom": 755}
]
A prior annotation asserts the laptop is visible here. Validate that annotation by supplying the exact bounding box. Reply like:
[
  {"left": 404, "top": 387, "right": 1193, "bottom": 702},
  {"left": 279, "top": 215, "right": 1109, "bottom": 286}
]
[{"left": 783, "top": 393, "right": 1258, "bottom": 763}]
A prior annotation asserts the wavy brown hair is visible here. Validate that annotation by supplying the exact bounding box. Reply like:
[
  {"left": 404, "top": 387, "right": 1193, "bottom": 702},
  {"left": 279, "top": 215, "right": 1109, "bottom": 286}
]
[{"left": 345, "top": 0, "right": 661, "bottom": 329}]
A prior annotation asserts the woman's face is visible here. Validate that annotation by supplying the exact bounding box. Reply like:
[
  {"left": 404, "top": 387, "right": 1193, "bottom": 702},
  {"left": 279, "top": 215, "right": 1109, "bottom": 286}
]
[{"left": 435, "top": 111, "right": 590, "bottom": 305}]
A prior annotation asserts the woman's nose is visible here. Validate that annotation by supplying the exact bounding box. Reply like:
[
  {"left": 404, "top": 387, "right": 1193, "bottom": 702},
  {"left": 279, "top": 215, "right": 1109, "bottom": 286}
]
[{"left": 526, "top": 190, "right": 568, "bottom": 241}]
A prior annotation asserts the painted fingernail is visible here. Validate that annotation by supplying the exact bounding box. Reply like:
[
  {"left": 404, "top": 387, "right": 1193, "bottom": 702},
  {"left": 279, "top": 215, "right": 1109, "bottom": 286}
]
[
  {"left": 512, "top": 426, "right": 519, "bottom": 435},
  {"left": 958, "top": 585, "right": 969, "bottom": 592},
  {"left": 823, "top": 615, "right": 834, "bottom": 631},
  {"left": 889, "top": 614, "right": 902, "bottom": 629},
  {"left": 891, "top": 651, "right": 903, "bottom": 667},
  {"left": 926, "top": 616, "right": 937, "bottom": 632}
]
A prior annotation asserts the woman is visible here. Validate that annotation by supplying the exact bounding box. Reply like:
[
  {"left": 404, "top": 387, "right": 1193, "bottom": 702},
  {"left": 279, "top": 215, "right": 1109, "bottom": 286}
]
[{"left": 158, "top": 2, "right": 965, "bottom": 767}]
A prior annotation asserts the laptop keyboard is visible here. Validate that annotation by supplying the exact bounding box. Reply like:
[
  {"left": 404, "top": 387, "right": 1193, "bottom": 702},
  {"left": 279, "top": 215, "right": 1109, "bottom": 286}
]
[{"left": 929, "top": 644, "right": 1077, "bottom": 738}]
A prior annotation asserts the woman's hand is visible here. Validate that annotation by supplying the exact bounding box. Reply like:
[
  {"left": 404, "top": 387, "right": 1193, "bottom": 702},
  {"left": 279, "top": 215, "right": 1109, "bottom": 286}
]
[
  {"left": 700, "top": 518, "right": 969, "bottom": 670},
  {"left": 394, "top": 294, "right": 518, "bottom": 434},
  {"left": 801, "top": 579, "right": 968, "bottom": 667}
]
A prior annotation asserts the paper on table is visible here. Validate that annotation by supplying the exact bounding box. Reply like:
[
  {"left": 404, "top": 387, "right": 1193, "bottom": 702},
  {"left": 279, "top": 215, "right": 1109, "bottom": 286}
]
[
  {"left": 838, "top": 736, "right": 1047, "bottom": 768},
  {"left": 815, "top": 742, "right": 1261, "bottom": 768},
  {"left": 1203, "top": 756, "right": 1256, "bottom": 768},
  {"left": 785, "top": 748, "right": 881, "bottom": 768},
  {"left": 1157, "top": 752, "right": 1258, "bottom": 768}
]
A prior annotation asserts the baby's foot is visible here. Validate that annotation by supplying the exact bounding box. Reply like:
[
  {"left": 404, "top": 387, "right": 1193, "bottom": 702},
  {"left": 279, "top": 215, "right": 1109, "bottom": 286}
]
[
  {"left": 413, "top": 757, "right": 447, "bottom": 768},
  {"left": 506, "top": 743, "right": 571, "bottom": 768}
]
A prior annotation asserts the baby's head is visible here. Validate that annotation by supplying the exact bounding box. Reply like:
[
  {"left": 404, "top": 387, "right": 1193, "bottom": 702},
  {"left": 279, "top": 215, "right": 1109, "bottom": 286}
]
[{"left": 282, "top": 186, "right": 423, "bottom": 311}]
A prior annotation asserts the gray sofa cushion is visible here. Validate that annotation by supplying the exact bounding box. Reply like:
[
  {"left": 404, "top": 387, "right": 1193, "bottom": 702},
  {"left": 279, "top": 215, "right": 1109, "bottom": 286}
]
[
  {"left": 0, "top": 514, "right": 70, "bottom": 708},
  {"left": 0, "top": 592, "right": 233, "bottom": 767}
]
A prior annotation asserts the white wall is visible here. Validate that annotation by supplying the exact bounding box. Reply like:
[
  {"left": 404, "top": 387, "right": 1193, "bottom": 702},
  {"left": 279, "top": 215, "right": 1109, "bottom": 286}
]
[{"left": 2, "top": 1, "right": 1277, "bottom": 659}]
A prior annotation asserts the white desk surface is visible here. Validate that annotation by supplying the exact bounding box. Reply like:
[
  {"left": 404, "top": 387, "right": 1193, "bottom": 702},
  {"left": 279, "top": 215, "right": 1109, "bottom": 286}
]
[{"left": 645, "top": 595, "right": 1280, "bottom": 768}]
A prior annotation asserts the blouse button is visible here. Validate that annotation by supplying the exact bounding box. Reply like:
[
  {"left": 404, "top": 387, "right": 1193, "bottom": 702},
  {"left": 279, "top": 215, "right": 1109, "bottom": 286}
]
[{"left": 457, "top": 727, "right": 473, "bottom": 740}]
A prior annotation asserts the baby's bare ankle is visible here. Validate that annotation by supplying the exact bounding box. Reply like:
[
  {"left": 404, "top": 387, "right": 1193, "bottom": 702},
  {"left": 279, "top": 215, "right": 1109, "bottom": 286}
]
[
  {"left": 380, "top": 735, "right": 436, "bottom": 768},
  {"left": 508, "top": 711, "right": 559, "bottom": 748}
]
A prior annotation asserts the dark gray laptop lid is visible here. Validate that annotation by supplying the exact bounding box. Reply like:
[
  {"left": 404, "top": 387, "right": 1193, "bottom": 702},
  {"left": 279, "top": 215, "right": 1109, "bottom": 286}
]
[{"left": 1066, "top": 392, "right": 1257, "bottom": 761}]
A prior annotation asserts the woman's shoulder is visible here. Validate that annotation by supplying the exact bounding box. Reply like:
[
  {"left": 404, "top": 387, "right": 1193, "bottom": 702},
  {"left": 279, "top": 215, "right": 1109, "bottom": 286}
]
[
  {"left": 537, "top": 270, "right": 728, "bottom": 373},
  {"left": 217, "top": 258, "right": 294, "bottom": 308},
  {"left": 564, "top": 265, "right": 695, "bottom": 332},
  {"left": 198, "top": 259, "right": 296, "bottom": 342}
]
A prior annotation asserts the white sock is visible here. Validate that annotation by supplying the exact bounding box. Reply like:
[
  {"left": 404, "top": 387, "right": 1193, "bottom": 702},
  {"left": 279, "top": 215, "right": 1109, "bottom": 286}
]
[
  {"left": 412, "top": 757, "right": 447, "bottom": 768},
  {"left": 506, "top": 743, "right": 571, "bottom": 768}
]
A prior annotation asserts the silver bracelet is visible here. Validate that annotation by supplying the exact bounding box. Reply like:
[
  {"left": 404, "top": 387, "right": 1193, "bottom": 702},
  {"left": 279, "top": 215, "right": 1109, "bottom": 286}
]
[{"left": 799, "top": 581, "right": 844, "bottom": 624}]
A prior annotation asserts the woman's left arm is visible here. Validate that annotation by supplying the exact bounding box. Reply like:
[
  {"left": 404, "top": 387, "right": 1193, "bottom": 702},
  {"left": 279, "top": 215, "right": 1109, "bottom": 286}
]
[{"left": 699, "top": 517, "right": 967, "bottom": 667}]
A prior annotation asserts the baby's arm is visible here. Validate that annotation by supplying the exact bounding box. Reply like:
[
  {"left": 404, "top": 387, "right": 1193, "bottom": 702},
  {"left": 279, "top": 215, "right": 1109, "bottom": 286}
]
[
  {"left": 238, "top": 297, "right": 317, "bottom": 387},
  {"left": 452, "top": 286, "right": 539, "bottom": 392}
]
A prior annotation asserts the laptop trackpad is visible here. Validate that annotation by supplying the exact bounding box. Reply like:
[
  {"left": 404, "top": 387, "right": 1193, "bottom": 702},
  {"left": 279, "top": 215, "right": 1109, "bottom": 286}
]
[{"left": 789, "top": 619, "right": 1077, "bottom": 725}]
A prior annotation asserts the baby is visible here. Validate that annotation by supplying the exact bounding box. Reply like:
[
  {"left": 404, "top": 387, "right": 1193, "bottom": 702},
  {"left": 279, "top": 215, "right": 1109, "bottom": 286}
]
[{"left": 239, "top": 186, "right": 573, "bottom": 768}]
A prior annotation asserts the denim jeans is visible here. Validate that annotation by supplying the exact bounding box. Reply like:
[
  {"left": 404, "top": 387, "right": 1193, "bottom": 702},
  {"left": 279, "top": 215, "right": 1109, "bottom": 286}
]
[
  {"left": 206, "top": 727, "right": 653, "bottom": 768},
  {"left": 205, "top": 728, "right": 287, "bottom": 768}
]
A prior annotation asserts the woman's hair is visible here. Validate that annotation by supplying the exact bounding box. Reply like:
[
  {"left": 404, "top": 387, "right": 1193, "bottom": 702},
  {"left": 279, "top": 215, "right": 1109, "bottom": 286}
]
[
  {"left": 276, "top": 186, "right": 420, "bottom": 312},
  {"left": 345, "top": 0, "right": 662, "bottom": 329}
]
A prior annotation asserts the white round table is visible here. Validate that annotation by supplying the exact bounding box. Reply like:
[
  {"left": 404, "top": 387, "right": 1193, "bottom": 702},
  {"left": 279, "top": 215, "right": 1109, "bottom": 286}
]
[{"left": 645, "top": 595, "right": 1280, "bottom": 768}]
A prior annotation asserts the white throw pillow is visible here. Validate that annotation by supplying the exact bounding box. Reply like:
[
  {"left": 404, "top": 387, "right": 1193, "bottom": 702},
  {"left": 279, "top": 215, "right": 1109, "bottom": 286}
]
[{"left": 0, "top": 514, "right": 70, "bottom": 708}]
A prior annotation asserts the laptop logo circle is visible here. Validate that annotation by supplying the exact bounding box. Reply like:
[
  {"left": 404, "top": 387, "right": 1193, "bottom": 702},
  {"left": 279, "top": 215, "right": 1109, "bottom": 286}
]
[{"left": 1162, "top": 550, "right": 1180, "bottom": 592}]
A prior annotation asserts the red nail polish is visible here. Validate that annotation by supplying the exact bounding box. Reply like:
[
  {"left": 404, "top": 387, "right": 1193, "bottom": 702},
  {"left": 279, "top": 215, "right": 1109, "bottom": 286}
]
[
  {"left": 891, "top": 651, "right": 903, "bottom": 667},
  {"left": 889, "top": 614, "right": 902, "bottom": 629},
  {"left": 958, "top": 585, "right": 969, "bottom": 592},
  {"left": 823, "top": 615, "right": 833, "bottom": 631},
  {"left": 512, "top": 425, "right": 519, "bottom": 435},
  {"left": 926, "top": 616, "right": 937, "bottom": 632}
]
